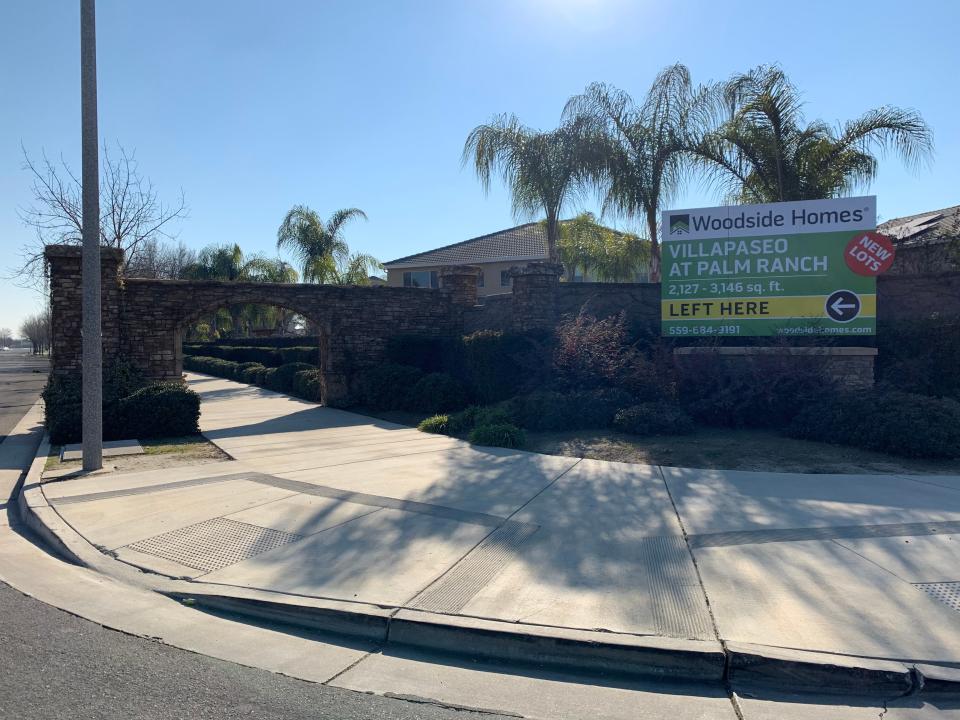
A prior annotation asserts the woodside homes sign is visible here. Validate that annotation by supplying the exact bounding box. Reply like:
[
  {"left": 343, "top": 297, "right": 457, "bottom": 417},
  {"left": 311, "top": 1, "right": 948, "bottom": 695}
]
[{"left": 660, "top": 196, "right": 893, "bottom": 337}]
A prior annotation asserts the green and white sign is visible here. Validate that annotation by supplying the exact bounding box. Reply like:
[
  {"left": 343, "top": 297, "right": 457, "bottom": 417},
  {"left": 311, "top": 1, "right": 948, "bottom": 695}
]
[{"left": 661, "top": 196, "right": 880, "bottom": 337}]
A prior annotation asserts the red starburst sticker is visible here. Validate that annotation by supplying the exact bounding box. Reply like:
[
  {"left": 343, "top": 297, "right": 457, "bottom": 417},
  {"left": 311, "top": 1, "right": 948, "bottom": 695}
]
[{"left": 844, "top": 232, "right": 896, "bottom": 276}]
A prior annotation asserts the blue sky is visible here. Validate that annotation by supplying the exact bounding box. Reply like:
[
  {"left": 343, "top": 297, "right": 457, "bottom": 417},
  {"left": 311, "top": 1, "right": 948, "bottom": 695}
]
[{"left": 2, "top": 0, "right": 958, "bottom": 334}]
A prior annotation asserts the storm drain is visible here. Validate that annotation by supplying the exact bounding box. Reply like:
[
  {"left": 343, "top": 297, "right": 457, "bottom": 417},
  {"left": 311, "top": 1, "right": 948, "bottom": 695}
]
[
  {"left": 125, "top": 517, "right": 303, "bottom": 573},
  {"left": 915, "top": 582, "right": 960, "bottom": 613},
  {"left": 409, "top": 521, "right": 540, "bottom": 614}
]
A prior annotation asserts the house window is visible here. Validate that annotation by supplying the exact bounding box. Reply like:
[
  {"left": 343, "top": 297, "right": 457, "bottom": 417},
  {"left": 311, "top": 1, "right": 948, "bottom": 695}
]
[
  {"left": 500, "top": 270, "right": 511, "bottom": 287},
  {"left": 403, "top": 270, "right": 439, "bottom": 288},
  {"left": 477, "top": 271, "right": 484, "bottom": 288}
]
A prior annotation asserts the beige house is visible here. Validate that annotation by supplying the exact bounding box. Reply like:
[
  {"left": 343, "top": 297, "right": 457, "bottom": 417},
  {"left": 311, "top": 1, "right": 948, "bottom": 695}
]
[{"left": 384, "top": 222, "right": 648, "bottom": 296}]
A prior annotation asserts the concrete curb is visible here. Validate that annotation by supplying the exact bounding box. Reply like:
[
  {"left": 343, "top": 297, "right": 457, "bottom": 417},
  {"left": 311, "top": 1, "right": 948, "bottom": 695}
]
[{"left": 15, "top": 436, "right": 960, "bottom": 695}]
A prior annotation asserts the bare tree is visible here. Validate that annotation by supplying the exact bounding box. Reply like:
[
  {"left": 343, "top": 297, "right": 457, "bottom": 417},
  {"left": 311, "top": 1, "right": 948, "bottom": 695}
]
[
  {"left": 19, "top": 311, "right": 51, "bottom": 355},
  {"left": 14, "top": 141, "right": 187, "bottom": 286},
  {"left": 124, "top": 237, "right": 198, "bottom": 279},
  {"left": 0, "top": 328, "right": 12, "bottom": 348}
]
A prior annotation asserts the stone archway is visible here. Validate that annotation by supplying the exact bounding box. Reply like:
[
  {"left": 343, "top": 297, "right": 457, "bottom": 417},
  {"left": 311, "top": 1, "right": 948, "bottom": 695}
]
[{"left": 45, "top": 246, "right": 480, "bottom": 406}]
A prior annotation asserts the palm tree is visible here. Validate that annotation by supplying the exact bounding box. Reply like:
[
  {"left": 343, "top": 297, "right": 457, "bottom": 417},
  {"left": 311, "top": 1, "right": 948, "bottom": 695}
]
[
  {"left": 553, "top": 213, "right": 649, "bottom": 282},
  {"left": 276, "top": 205, "right": 368, "bottom": 283},
  {"left": 689, "top": 65, "right": 933, "bottom": 204},
  {"left": 331, "top": 252, "right": 383, "bottom": 286},
  {"left": 183, "top": 245, "right": 298, "bottom": 337},
  {"left": 564, "top": 64, "right": 704, "bottom": 282},
  {"left": 462, "top": 114, "right": 598, "bottom": 263}
]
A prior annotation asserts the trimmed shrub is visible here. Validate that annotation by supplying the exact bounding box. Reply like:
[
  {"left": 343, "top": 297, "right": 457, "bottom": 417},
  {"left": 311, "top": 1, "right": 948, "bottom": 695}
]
[
  {"left": 43, "top": 359, "right": 148, "bottom": 444},
  {"left": 237, "top": 362, "right": 266, "bottom": 384},
  {"left": 460, "top": 330, "right": 546, "bottom": 403},
  {"left": 279, "top": 346, "right": 319, "bottom": 365},
  {"left": 569, "top": 387, "right": 636, "bottom": 429},
  {"left": 408, "top": 373, "right": 469, "bottom": 413},
  {"left": 119, "top": 383, "right": 200, "bottom": 438},
  {"left": 681, "top": 356, "right": 832, "bottom": 429},
  {"left": 265, "top": 362, "right": 314, "bottom": 393},
  {"left": 184, "top": 355, "right": 241, "bottom": 379},
  {"left": 418, "top": 414, "right": 450, "bottom": 434},
  {"left": 468, "top": 423, "right": 526, "bottom": 449},
  {"left": 292, "top": 368, "right": 323, "bottom": 401},
  {"left": 357, "top": 363, "right": 424, "bottom": 410},
  {"left": 445, "top": 405, "right": 516, "bottom": 436},
  {"left": 384, "top": 335, "right": 460, "bottom": 374},
  {"left": 876, "top": 319, "right": 960, "bottom": 401},
  {"left": 613, "top": 402, "right": 695, "bottom": 436},
  {"left": 787, "top": 390, "right": 960, "bottom": 459}
]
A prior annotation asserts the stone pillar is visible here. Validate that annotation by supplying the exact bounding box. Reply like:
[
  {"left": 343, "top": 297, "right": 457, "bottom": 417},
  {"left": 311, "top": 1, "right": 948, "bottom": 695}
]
[
  {"left": 510, "top": 262, "right": 564, "bottom": 332},
  {"left": 44, "top": 244, "right": 123, "bottom": 377},
  {"left": 439, "top": 265, "right": 481, "bottom": 307}
]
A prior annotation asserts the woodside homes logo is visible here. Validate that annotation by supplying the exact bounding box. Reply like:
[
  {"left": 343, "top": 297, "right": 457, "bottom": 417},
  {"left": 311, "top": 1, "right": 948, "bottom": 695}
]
[{"left": 669, "top": 214, "right": 690, "bottom": 235}]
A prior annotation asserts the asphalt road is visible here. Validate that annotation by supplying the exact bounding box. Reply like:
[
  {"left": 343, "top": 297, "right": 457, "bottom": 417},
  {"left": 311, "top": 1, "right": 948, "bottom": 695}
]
[
  {"left": 0, "top": 349, "right": 47, "bottom": 441},
  {"left": 0, "top": 350, "right": 502, "bottom": 720}
]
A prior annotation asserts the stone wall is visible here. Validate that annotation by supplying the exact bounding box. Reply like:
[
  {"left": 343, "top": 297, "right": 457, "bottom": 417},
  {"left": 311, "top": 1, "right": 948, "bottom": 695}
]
[
  {"left": 460, "top": 265, "right": 960, "bottom": 332},
  {"left": 46, "top": 245, "right": 960, "bottom": 405},
  {"left": 46, "top": 246, "right": 471, "bottom": 406}
]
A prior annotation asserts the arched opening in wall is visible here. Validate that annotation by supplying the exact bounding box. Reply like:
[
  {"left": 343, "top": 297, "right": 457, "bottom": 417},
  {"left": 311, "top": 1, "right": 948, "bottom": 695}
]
[{"left": 174, "top": 300, "right": 327, "bottom": 397}]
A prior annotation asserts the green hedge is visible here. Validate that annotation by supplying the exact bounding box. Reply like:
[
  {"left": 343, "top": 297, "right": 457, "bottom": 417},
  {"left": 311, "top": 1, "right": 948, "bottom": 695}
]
[
  {"left": 356, "top": 364, "right": 425, "bottom": 410},
  {"left": 184, "top": 356, "right": 323, "bottom": 402},
  {"left": 292, "top": 369, "right": 323, "bottom": 402},
  {"left": 119, "top": 384, "right": 200, "bottom": 438},
  {"left": 408, "top": 373, "right": 468, "bottom": 414},
  {"left": 43, "top": 362, "right": 199, "bottom": 444},
  {"left": 787, "top": 390, "right": 960, "bottom": 459},
  {"left": 182, "top": 344, "right": 318, "bottom": 368}
]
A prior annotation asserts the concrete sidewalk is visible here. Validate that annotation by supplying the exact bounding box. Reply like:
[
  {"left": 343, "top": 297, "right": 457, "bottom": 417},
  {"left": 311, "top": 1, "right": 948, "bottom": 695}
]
[{"left": 33, "top": 373, "right": 960, "bottom": 681}]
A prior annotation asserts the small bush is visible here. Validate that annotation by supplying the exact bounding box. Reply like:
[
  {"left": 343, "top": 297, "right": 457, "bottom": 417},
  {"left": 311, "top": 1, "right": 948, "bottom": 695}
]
[
  {"left": 357, "top": 363, "right": 424, "bottom": 410},
  {"left": 237, "top": 362, "right": 266, "bottom": 384},
  {"left": 613, "top": 402, "right": 695, "bottom": 436},
  {"left": 446, "top": 404, "right": 516, "bottom": 435},
  {"left": 504, "top": 391, "right": 574, "bottom": 431},
  {"left": 292, "top": 368, "right": 323, "bottom": 401},
  {"left": 569, "top": 387, "right": 636, "bottom": 429},
  {"left": 265, "top": 362, "right": 314, "bottom": 393},
  {"left": 418, "top": 414, "right": 450, "bottom": 434},
  {"left": 119, "top": 383, "right": 201, "bottom": 438},
  {"left": 408, "top": 373, "right": 469, "bottom": 413},
  {"left": 468, "top": 423, "right": 526, "bottom": 449},
  {"left": 787, "top": 390, "right": 960, "bottom": 459}
]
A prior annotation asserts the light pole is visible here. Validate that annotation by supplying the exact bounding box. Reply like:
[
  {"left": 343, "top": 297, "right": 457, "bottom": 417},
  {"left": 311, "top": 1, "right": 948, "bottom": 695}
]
[{"left": 80, "top": 0, "right": 102, "bottom": 471}]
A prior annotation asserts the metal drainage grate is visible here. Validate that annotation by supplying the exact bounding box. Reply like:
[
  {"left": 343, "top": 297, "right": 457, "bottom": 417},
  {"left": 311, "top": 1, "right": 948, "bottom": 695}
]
[
  {"left": 126, "top": 517, "right": 303, "bottom": 573},
  {"left": 915, "top": 582, "right": 960, "bottom": 613}
]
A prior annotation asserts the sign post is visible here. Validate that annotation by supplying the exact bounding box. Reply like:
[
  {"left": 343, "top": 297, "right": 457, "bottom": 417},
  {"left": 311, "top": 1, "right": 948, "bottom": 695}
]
[{"left": 660, "top": 197, "right": 884, "bottom": 338}]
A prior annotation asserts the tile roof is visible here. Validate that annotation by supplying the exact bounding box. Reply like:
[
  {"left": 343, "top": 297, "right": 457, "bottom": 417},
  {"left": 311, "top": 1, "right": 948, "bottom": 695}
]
[
  {"left": 879, "top": 205, "right": 960, "bottom": 249},
  {"left": 384, "top": 222, "right": 548, "bottom": 267}
]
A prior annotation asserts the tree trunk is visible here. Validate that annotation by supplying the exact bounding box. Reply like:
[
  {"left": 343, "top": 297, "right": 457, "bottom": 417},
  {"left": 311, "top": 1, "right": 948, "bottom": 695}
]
[
  {"left": 647, "top": 209, "right": 661, "bottom": 283},
  {"left": 545, "top": 214, "right": 560, "bottom": 263}
]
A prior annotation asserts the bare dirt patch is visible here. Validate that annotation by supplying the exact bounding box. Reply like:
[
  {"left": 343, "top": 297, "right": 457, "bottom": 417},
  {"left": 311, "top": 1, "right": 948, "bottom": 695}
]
[{"left": 524, "top": 427, "right": 960, "bottom": 475}]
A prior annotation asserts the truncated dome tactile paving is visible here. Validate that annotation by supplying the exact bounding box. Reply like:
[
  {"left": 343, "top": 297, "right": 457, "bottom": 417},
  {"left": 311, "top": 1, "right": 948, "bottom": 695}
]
[
  {"left": 915, "top": 582, "right": 960, "bottom": 613},
  {"left": 125, "top": 517, "right": 304, "bottom": 573}
]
